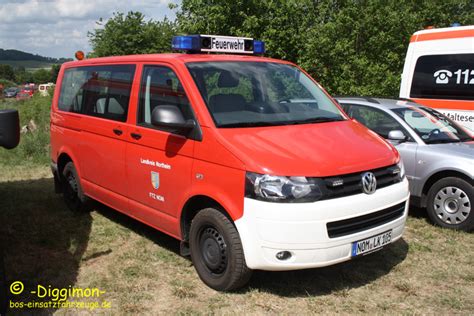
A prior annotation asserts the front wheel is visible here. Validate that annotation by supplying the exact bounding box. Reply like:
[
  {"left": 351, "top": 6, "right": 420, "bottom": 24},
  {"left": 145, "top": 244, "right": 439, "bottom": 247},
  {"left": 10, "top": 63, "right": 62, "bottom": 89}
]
[
  {"left": 189, "top": 208, "right": 252, "bottom": 291},
  {"left": 426, "top": 177, "right": 473, "bottom": 232}
]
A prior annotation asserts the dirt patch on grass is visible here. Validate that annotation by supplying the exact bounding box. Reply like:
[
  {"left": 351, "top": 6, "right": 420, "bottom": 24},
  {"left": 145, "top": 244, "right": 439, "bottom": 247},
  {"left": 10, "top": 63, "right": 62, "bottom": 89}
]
[{"left": 1, "top": 166, "right": 473, "bottom": 315}]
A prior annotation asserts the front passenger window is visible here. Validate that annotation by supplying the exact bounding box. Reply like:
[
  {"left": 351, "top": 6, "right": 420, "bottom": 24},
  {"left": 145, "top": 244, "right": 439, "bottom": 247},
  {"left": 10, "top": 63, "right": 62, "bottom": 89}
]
[{"left": 138, "top": 66, "right": 194, "bottom": 129}]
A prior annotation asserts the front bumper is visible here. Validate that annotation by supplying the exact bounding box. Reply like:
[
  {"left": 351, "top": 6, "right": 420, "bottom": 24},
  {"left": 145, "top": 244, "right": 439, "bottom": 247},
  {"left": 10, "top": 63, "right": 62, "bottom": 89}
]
[{"left": 235, "top": 178, "right": 409, "bottom": 271}]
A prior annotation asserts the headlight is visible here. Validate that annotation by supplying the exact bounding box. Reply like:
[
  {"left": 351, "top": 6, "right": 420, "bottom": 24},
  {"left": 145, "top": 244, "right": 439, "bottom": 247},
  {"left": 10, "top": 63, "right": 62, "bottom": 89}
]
[
  {"left": 396, "top": 160, "right": 405, "bottom": 180},
  {"left": 245, "top": 172, "right": 323, "bottom": 203}
]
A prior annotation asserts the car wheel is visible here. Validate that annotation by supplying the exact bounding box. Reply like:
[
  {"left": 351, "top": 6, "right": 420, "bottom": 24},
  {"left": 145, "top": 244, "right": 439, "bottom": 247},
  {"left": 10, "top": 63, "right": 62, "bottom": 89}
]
[
  {"left": 189, "top": 208, "right": 252, "bottom": 291},
  {"left": 427, "top": 177, "right": 473, "bottom": 232},
  {"left": 62, "top": 162, "right": 90, "bottom": 212}
]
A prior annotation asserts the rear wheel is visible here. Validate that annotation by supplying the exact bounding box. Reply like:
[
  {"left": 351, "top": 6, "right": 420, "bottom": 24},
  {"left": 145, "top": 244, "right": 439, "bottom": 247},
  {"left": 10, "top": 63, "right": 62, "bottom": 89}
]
[
  {"left": 426, "top": 177, "right": 473, "bottom": 232},
  {"left": 189, "top": 208, "right": 252, "bottom": 291},
  {"left": 61, "top": 162, "right": 90, "bottom": 212}
]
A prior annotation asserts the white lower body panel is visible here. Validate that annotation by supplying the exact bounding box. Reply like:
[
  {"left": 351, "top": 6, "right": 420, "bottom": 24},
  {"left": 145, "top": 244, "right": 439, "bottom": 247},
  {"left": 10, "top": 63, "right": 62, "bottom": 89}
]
[{"left": 235, "top": 179, "right": 410, "bottom": 270}]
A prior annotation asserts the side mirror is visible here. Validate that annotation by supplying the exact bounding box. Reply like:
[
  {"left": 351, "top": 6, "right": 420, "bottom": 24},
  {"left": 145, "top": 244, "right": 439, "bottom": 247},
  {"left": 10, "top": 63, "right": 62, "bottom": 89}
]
[
  {"left": 151, "top": 105, "right": 196, "bottom": 133},
  {"left": 0, "top": 109, "right": 20, "bottom": 149},
  {"left": 388, "top": 130, "right": 406, "bottom": 142}
]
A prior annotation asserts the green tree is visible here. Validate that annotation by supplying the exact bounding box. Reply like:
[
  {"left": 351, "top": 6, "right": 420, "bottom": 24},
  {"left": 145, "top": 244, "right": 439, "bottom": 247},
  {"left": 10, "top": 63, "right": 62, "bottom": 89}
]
[
  {"left": 175, "top": 0, "right": 474, "bottom": 96},
  {"left": 50, "top": 64, "right": 61, "bottom": 83},
  {"left": 0, "top": 65, "right": 15, "bottom": 81},
  {"left": 14, "top": 68, "right": 33, "bottom": 84},
  {"left": 88, "top": 11, "right": 176, "bottom": 57},
  {"left": 32, "top": 68, "right": 52, "bottom": 84}
]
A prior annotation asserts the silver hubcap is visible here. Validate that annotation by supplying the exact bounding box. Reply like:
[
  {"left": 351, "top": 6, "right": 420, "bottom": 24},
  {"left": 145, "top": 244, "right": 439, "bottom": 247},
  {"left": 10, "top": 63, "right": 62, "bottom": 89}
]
[{"left": 434, "top": 186, "right": 471, "bottom": 224}]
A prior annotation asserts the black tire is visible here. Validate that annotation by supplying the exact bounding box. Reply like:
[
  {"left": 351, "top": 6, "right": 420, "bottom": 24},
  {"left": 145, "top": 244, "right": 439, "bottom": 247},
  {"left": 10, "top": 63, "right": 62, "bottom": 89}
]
[
  {"left": 61, "top": 162, "right": 90, "bottom": 212},
  {"left": 189, "top": 208, "right": 252, "bottom": 291},
  {"left": 426, "top": 177, "right": 473, "bottom": 232}
]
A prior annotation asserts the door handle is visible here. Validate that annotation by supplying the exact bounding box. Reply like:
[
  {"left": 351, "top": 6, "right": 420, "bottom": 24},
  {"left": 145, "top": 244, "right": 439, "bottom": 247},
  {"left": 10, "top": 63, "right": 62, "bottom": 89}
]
[
  {"left": 113, "top": 128, "right": 123, "bottom": 136},
  {"left": 131, "top": 132, "right": 142, "bottom": 140}
]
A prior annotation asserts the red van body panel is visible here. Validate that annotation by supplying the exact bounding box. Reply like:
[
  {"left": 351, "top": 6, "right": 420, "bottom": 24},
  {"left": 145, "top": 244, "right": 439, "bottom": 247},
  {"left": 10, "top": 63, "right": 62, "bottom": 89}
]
[
  {"left": 216, "top": 121, "right": 399, "bottom": 177},
  {"left": 51, "top": 53, "right": 401, "bottom": 240}
]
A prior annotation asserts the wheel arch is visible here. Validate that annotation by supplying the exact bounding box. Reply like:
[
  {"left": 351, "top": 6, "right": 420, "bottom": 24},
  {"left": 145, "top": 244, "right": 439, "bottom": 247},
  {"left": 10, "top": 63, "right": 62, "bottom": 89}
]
[
  {"left": 421, "top": 170, "right": 474, "bottom": 207},
  {"left": 180, "top": 195, "right": 234, "bottom": 242},
  {"left": 57, "top": 152, "right": 73, "bottom": 177}
]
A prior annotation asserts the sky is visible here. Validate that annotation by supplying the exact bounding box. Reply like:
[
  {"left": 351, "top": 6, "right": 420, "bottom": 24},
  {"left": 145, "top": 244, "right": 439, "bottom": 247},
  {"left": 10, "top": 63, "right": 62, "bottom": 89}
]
[{"left": 0, "top": 0, "right": 177, "bottom": 58}]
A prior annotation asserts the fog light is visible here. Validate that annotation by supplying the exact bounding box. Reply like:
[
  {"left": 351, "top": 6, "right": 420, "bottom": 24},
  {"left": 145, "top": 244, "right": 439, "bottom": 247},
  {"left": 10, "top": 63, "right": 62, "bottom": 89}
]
[{"left": 275, "top": 251, "right": 292, "bottom": 261}]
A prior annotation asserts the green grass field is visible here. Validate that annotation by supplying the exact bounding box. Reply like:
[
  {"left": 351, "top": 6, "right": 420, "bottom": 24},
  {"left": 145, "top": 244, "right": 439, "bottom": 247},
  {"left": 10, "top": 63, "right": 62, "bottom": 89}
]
[
  {"left": 0, "top": 95, "right": 51, "bottom": 166},
  {"left": 0, "top": 97, "right": 473, "bottom": 314}
]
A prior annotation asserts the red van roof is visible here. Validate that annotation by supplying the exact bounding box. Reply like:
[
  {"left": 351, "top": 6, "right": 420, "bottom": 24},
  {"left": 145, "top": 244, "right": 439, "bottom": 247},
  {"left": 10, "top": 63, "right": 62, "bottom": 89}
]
[{"left": 62, "top": 53, "right": 292, "bottom": 68}]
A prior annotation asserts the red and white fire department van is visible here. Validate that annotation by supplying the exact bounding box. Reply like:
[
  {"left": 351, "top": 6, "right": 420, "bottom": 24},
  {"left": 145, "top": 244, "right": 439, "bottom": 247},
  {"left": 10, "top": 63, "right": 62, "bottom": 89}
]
[
  {"left": 400, "top": 25, "right": 474, "bottom": 131},
  {"left": 50, "top": 35, "right": 409, "bottom": 291}
]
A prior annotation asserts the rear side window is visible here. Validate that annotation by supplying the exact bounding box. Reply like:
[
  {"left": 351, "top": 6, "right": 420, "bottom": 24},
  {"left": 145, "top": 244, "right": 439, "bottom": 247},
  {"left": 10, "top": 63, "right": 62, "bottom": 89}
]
[
  {"left": 410, "top": 54, "right": 474, "bottom": 100},
  {"left": 58, "top": 65, "right": 136, "bottom": 122}
]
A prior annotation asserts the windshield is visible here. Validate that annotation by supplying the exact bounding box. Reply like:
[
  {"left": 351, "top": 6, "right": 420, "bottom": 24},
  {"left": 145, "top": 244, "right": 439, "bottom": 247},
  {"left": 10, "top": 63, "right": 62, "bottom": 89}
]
[
  {"left": 186, "top": 62, "right": 345, "bottom": 127},
  {"left": 392, "top": 107, "right": 472, "bottom": 144}
]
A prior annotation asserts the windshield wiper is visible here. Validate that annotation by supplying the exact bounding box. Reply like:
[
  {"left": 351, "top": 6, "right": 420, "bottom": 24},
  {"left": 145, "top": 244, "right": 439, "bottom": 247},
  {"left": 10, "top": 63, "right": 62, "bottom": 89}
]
[
  {"left": 218, "top": 121, "right": 286, "bottom": 128},
  {"left": 286, "top": 117, "right": 345, "bottom": 125},
  {"left": 218, "top": 117, "right": 345, "bottom": 128}
]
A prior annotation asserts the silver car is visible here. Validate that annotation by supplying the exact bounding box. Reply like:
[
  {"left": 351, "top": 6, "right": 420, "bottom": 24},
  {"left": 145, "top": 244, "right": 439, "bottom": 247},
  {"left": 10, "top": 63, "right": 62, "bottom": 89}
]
[{"left": 336, "top": 97, "right": 473, "bottom": 232}]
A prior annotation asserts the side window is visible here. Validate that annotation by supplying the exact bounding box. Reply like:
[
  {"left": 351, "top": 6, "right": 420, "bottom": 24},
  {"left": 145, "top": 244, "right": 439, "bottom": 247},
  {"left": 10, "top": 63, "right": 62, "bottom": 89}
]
[
  {"left": 58, "top": 69, "right": 88, "bottom": 113},
  {"left": 138, "top": 65, "right": 194, "bottom": 131},
  {"left": 339, "top": 102, "right": 351, "bottom": 114},
  {"left": 58, "top": 65, "right": 136, "bottom": 122},
  {"left": 410, "top": 54, "right": 474, "bottom": 100},
  {"left": 345, "top": 104, "right": 411, "bottom": 140}
]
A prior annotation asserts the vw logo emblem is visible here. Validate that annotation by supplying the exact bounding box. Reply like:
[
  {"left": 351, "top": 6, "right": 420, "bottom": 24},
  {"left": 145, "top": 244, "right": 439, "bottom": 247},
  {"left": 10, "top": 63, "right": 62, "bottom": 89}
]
[{"left": 361, "top": 172, "right": 377, "bottom": 194}]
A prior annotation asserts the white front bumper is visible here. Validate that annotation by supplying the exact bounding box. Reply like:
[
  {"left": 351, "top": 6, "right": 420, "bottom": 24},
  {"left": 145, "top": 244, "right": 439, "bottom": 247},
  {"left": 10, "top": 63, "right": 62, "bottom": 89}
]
[{"left": 235, "top": 179, "right": 410, "bottom": 270}]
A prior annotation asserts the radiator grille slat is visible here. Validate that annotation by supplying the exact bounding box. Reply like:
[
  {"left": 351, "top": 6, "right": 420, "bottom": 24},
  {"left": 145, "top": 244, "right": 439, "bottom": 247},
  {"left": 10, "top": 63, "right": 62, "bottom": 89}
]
[
  {"left": 326, "top": 202, "right": 406, "bottom": 238},
  {"left": 320, "top": 164, "right": 402, "bottom": 200}
]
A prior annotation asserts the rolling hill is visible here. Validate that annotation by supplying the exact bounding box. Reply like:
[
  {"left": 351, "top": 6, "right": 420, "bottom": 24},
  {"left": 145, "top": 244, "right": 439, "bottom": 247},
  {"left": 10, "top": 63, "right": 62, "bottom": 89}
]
[{"left": 0, "top": 49, "right": 71, "bottom": 71}]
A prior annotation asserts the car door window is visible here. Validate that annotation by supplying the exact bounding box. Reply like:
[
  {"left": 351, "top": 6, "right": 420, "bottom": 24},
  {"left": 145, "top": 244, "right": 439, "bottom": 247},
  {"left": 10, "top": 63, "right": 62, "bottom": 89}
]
[
  {"left": 59, "top": 65, "right": 135, "bottom": 122},
  {"left": 344, "top": 104, "right": 412, "bottom": 140},
  {"left": 138, "top": 65, "right": 195, "bottom": 134}
]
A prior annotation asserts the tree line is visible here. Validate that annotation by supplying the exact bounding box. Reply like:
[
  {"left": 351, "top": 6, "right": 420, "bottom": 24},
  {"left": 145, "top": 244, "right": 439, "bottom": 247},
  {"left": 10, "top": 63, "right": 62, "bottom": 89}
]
[
  {"left": 3, "top": 1, "right": 473, "bottom": 94},
  {"left": 0, "top": 64, "right": 60, "bottom": 87},
  {"left": 87, "top": 1, "right": 473, "bottom": 97}
]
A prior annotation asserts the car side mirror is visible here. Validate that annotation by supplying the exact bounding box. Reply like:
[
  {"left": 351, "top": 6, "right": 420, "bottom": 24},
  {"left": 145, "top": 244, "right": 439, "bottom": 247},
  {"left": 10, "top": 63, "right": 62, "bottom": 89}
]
[
  {"left": 151, "top": 105, "right": 196, "bottom": 134},
  {"left": 388, "top": 130, "right": 406, "bottom": 142},
  {"left": 0, "top": 109, "right": 20, "bottom": 149}
]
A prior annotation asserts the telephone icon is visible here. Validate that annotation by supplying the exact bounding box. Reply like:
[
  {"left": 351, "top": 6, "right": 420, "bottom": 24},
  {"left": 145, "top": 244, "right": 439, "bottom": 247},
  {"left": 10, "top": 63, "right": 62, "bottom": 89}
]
[{"left": 433, "top": 69, "right": 452, "bottom": 84}]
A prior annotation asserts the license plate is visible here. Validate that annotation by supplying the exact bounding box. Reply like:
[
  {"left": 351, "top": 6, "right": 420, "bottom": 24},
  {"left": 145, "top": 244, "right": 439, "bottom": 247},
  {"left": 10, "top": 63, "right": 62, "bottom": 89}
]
[{"left": 351, "top": 230, "right": 392, "bottom": 257}]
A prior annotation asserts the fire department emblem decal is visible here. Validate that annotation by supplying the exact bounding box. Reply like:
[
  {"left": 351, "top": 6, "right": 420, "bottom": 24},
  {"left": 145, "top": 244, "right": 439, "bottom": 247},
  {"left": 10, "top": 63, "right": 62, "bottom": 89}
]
[{"left": 151, "top": 171, "right": 160, "bottom": 190}]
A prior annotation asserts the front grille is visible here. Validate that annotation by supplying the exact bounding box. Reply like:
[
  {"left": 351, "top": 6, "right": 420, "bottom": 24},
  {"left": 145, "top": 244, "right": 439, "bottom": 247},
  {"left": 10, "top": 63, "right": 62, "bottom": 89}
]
[
  {"left": 326, "top": 202, "right": 406, "bottom": 238},
  {"left": 320, "top": 164, "right": 402, "bottom": 200}
]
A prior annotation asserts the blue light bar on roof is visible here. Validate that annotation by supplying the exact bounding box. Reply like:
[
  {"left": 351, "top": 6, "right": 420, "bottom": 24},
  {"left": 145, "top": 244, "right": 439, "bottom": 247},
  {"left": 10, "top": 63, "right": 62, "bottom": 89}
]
[
  {"left": 253, "top": 40, "right": 265, "bottom": 55},
  {"left": 172, "top": 35, "right": 200, "bottom": 51},
  {"left": 171, "top": 35, "right": 265, "bottom": 55}
]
